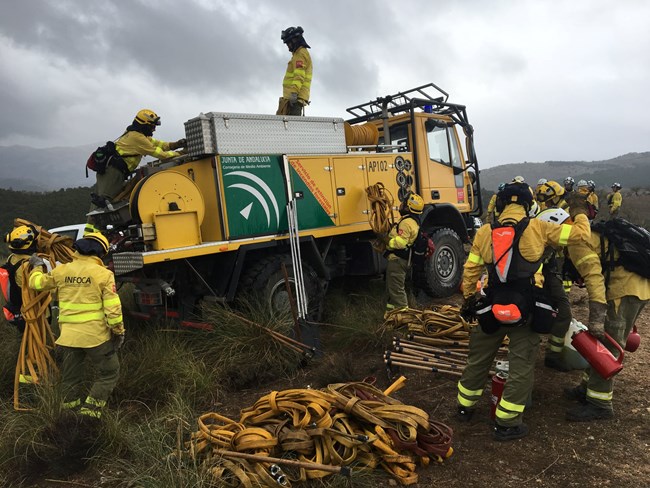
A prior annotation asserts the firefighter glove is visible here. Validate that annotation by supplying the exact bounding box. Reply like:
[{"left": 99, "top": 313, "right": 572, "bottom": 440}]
[
  {"left": 289, "top": 92, "right": 298, "bottom": 106},
  {"left": 566, "top": 192, "right": 588, "bottom": 219},
  {"left": 112, "top": 333, "right": 125, "bottom": 350},
  {"left": 28, "top": 253, "right": 45, "bottom": 268},
  {"left": 460, "top": 294, "right": 479, "bottom": 321},
  {"left": 169, "top": 138, "right": 186, "bottom": 150},
  {"left": 587, "top": 301, "right": 608, "bottom": 340}
]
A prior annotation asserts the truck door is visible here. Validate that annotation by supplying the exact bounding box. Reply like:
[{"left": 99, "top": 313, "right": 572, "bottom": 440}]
[{"left": 421, "top": 121, "right": 469, "bottom": 211}]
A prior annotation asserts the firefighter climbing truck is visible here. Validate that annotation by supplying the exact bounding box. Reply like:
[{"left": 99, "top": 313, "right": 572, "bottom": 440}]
[{"left": 100, "top": 83, "right": 482, "bottom": 323}]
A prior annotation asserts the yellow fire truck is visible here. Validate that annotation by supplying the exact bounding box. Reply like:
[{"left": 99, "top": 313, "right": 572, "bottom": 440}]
[{"left": 100, "top": 83, "right": 482, "bottom": 324}]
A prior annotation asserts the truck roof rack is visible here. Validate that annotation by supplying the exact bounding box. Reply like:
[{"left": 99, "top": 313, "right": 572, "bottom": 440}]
[{"left": 345, "top": 82, "right": 468, "bottom": 126}]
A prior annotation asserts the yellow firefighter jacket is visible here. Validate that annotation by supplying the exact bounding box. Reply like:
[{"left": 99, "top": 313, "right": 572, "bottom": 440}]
[
  {"left": 282, "top": 46, "right": 312, "bottom": 102},
  {"left": 486, "top": 194, "right": 498, "bottom": 215},
  {"left": 29, "top": 253, "right": 124, "bottom": 348},
  {"left": 587, "top": 192, "right": 599, "bottom": 211},
  {"left": 567, "top": 231, "right": 650, "bottom": 305},
  {"left": 463, "top": 205, "right": 596, "bottom": 300},
  {"left": 116, "top": 131, "right": 180, "bottom": 172},
  {"left": 386, "top": 216, "right": 419, "bottom": 261},
  {"left": 607, "top": 191, "right": 622, "bottom": 213}
]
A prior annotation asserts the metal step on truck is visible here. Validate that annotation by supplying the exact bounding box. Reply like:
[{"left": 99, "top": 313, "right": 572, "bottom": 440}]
[{"left": 95, "top": 83, "right": 483, "bottom": 328}]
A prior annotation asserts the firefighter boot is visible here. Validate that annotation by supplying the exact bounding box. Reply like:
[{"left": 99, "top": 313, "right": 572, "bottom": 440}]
[
  {"left": 544, "top": 352, "right": 570, "bottom": 372},
  {"left": 563, "top": 385, "right": 587, "bottom": 404},
  {"left": 493, "top": 423, "right": 529, "bottom": 441},
  {"left": 456, "top": 406, "right": 475, "bottom": 423},
  {"left": 566, "top": 403, "right": 613, "bottom": 422}
]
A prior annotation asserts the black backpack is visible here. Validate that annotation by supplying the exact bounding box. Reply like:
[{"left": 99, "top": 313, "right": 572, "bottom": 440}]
[
  {"left": 86, "top": 135, "right": 137, "bottom": 178},
  {"left": 390, "top": 216, "right": 434, "bottom": 265},
  {"left": 86, "top": 141, "right": 118, "bottom": 177},
  {"left": 411, "top": 228, "right": 435, "bottom": 265},
  {"left": 591, "top": 218, "right": 650, "bottom": 280}
]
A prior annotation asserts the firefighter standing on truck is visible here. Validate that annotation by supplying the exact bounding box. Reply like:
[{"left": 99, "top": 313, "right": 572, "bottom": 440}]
[
  {"left": 457, "top": 182, "right": 597, "bottom": 441},
  {"left": 384, "top": 193, "right": 424, "bottom": 313},
  {"left": 564, "top": 222, "right": 649, "bottom": 421},
  {"left": 1, "top": 224, "right": 38, "bottom": 334},
  {"left": 28, "top": 233, "right": 124, "bottom": 418},
  {"left": 276, "top": 26, "right": 312, "bottom": 116},
  {"left": 89, "top": 109, "right": 186, "bottom": 216}
]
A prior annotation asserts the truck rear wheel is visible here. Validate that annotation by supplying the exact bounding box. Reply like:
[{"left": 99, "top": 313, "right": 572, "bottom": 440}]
[
  {"left": 414, "top": 228, "right": 464, "bottom": 298},
  {"left": 240, "top": 254, "right": 325, "bottom": 323}
]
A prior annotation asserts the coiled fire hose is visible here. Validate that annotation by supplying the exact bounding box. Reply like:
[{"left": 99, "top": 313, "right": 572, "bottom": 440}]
[
  {"left": 383, "top": 306, "right": 507, "bottom": 378},
  {"left": 14, "top": 218, "right": 75, "bottom": 410},
  {"left": 183, "top": 377, "right": 453, "bottom": 486},
  {"left": 365, "top": 183, "right": 395, "bottom": 252}
]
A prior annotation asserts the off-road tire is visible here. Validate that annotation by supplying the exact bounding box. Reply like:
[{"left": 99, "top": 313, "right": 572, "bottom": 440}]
[
  {"left": 414, "top": 228, "right": 464, "bottom": 297},
  {"left": 240, "top": 254, "right": 325, "bottom": 323}
]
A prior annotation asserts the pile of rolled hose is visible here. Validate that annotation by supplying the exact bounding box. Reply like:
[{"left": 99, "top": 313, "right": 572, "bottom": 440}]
[
  {"left": 181, "top": 377, "right": 453, "bottom": 486},
  {"left": 383, "top": 306, "right": 507, "bottom": 378}
]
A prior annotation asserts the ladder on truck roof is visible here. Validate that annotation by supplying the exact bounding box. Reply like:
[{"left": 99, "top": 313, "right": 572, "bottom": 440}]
[{"left": 345, "top": 82, "right": 470, "bottom": 128}]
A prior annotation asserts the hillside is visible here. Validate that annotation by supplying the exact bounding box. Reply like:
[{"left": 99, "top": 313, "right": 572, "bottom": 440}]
[
  {"left": 2, "top": 143, "right": 650, "bottom": 194},
  {"left": 479, "top": 152, "right": 650, "bottom": 191}
]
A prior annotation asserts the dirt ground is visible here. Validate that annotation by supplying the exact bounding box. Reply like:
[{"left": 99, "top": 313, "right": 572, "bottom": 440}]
[
  {"left": 216, "top": 287, "right": 650, "bottom": 488},
  {"left": 26, "top": 287, "right": 650, "bottom": 488}
]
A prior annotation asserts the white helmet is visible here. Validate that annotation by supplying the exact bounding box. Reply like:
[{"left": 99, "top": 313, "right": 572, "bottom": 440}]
[
  {"left": 577, "top": 179, "right": 588, "bottom": 188},
  {"left": 537, "top": 178, "right": 548, "bottom": 186},
  {"left": 537, "top": 207, "right": 571, "bottom": 225}
]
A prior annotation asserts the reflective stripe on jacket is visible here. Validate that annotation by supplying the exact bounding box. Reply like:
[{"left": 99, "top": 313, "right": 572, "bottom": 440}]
[
  {"left": 29, "top": 252, "right": 124, "bottom": 347},
  {"left": 116, "top": 131, "right": 180, "bottom": 172},
  {"left": 462, "top": 205, "right": 593, "bottom": 299},
  {"left": 282, "top": 47, "right": 312, "bottom": 102}
]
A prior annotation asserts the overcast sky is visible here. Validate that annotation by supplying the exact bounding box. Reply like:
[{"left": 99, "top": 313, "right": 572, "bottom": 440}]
[{"left": 1, "top": 0, "right": 649, "bottom": 167}]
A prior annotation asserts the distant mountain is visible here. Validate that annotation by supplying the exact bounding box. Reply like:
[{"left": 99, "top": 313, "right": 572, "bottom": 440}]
[
  {"left": 0, "top": 144, "right": 97, "bottom": 191},
  {"left": 478, "top": 152, "right": 650, "bottom": 191},
  {"left": 2, "top": 143, "right": 649, "bottom": 193}
]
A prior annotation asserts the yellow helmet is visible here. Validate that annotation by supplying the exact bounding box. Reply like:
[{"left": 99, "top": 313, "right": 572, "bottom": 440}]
[
  {"left": 135, "top": 109, "right": 161, "bottom": 126},
  {"left": 406, "top": 193, "right": 425, "bottom": 214},
  {"left": 83, "top": 232, "right": 109, "bottom": 256},
  {"left": 5, "top": 225, "right": 37, "bottom": 251},
  {"left": 536, "top": 180, "right": 565, "bottom": 206}
]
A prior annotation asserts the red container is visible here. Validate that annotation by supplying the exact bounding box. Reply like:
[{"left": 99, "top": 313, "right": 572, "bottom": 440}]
[
  {"left": 489, "top": 372, "right": 507, "bottom": 420},
  {"left": 571, "top": 331, "right": 624, "bottom": 380},
  {"left": 625, "top": 325, "right": 641, "bottom": 353}
]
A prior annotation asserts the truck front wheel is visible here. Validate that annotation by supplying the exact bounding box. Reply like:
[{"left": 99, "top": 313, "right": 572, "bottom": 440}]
[{"left": 414, "top": 228, "right": 464, "bottom": 298}]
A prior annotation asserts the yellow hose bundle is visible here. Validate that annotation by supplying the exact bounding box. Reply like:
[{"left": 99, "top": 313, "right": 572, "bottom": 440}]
[
  {"left": 185, "top": 378, "right": 453, "bottom": 486},
  {"left": 13, "top": 218, "right": 75, "bottom": 410},
  {"left": 365, "top": 183, "right": 395, "bottom": 253}
]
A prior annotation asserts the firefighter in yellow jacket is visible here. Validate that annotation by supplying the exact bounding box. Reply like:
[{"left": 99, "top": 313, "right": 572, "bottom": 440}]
[
  {"left": 28, "top": 233, "right": 124, "bottom": 418},
  {"left": 486, "top": 183, "right": 505, "bottom": 223},
  {"left": 607, "top": 182, "right": 622, "bottom": 218},
  {"left": 90, "top": 109, "right": 185, "bottom": 214},
  {"left": 385, "top": 193, "right": 424, "bottom": 312},
  {"left": 564, "top": 223, "right": 649, "bottom": 421},
  {"left": 457, "top": 183, "right": 603, "bottom": 441},
  {"left": 276, "top": 26, "right": 312, "bottom": 116},
  {"left": 1, "top": 224, "right": 38, "bottom": 334}
]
